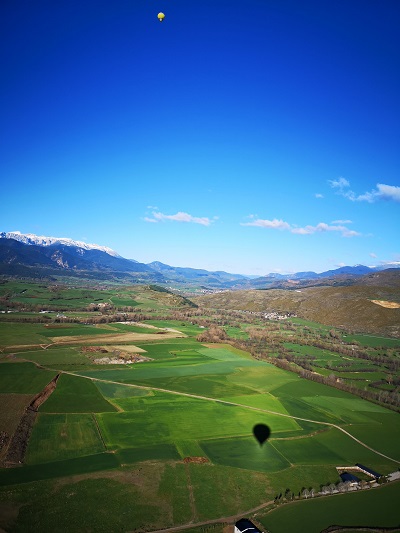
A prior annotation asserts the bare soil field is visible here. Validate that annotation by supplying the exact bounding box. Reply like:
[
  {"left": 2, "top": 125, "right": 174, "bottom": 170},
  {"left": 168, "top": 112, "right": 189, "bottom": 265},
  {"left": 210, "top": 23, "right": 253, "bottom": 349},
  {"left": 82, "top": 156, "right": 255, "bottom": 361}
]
[
  {"left": 8, "top": 330, "right": 186, "bottom": 351},
  {"left": 100, "top": 345, "right": 147, "bottom": 353}
]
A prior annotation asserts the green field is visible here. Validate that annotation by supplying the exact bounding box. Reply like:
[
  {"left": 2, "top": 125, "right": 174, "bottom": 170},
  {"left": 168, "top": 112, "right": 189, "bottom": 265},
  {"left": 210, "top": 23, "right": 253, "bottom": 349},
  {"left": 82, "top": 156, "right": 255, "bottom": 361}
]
[
  {"left": 26, "top": 413, "right": 105, "bottom": 463},
  {"left": 0, "top": 362, "right": 57, "bottom": 394},
  {"left": 39, "top": 373, "right": 117, "bottom": 413},
  {"left": 258, "top": 482, "right": 400, "bottom": 533},
  {"left": 0, "top": 283, "right": 399, "bottom": 531},
  {"left": 201, "top": 436, "right": 290, "bottom": 472}
]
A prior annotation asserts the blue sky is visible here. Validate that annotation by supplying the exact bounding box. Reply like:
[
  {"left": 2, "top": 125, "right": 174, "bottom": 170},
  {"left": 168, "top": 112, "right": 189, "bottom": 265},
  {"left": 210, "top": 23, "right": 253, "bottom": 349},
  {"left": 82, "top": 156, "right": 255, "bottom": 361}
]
[{"left": 1, "top": 0, "right": 399, "bottom": 275}]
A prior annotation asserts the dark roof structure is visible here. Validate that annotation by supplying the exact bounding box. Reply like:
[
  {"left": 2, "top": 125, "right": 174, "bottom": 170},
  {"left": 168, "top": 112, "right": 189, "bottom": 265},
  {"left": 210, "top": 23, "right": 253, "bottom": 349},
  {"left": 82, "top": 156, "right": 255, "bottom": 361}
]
[
  {"left": 355, "top": 463, "right": 382, "bottom": 478},
  {"left": 340, "top": 472, "right": 361, "bottom": 483},
  {"left": 235, "top": 518, "right": 263, "bottom": 533}
]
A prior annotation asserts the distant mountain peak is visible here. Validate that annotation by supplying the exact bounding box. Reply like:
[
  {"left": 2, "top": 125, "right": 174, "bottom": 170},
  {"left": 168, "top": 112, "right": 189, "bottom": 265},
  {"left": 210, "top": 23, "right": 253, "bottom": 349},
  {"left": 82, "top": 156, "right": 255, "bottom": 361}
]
[{"left": 0, "top": 231, "right": 120, "bottom": 257}]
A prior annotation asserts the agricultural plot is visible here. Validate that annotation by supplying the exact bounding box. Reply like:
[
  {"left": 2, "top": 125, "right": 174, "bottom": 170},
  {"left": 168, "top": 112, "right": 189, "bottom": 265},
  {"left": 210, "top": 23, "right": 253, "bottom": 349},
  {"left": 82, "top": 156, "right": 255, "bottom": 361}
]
[
  {"left": 343, "top": 411, "right": 400, "bottom": 460},
  {"left": 223, "top": 393, "right": 299, "bottom": 415},
  {"left": 117, "top": 443, "right": 181, "bottom": 464},
  {"left": 25, "top": 413, "right": 105, "bottom": 464},
  {"left": 11, "top": 346, "right": 90, "bottom": 367},
  {"left": 0, "top": 362, "right": 56, "bottom": 394},
  {"left": 227, "top": 365, "right": 300, "bottom": 394},
  {"left": 188, "top": 463, "right": 272, "bottom": 521},
  {"left": 271, "top": 429, "right": 375, "bottom": 466},
  {"left": 0, "top": 322, "right": 51, "bottom": 346},
  {"left": 201, "top": 436, "right": 290, "bottom": 472},
  {"left": 134, "top": 341, "right": 202, "bottom": 360},
  {"left": 95, "top": 381, "right": 154, "bottom": 398},
  {"left": 40, "top": 324, "right": 118, "bottom": 338},
  {"left": 258, "top": 482, "right": 400, "bottom": 533},
  {"left": 39, "top": 373, "right": 117, "bottom": 413},
  {"left": 105, "top": 323, "right": 158, "bottom": 333},
  {"left": 342, "top": 333, "right": 400, "bottom": 348},
  {"left": 145, "top": 319, "right": 205, "bottom": 337},
  {"left": 175, "top": 439, "right": 206, "bottom": 458},
  {"left": 97, "top": 395, "right": 299, "bottom": 451},
  {"left": 0, "top": 452, "right": 120, "bottom": 487}
]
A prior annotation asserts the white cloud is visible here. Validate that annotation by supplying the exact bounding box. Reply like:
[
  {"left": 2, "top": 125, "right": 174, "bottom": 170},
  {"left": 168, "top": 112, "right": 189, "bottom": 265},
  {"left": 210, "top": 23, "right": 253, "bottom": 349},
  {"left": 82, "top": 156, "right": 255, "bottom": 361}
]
[
  {"left": 379, "top": 260, "right": 400, "bottom": 267},
  {"left": 354, "top": 183, "right": 400, "bottom": 202},
  {"left": 369, "top": 252, "right": 377, "bottom": 258},
  {"left": 377, "top": 184, "right": 400, "bottom": 201},
  {"left": 291, "top": 222, "right": 360, "bottom": 237},
  {"left": 329, "top": 178, "right": 400, "bottom": 203},
  {"left": 315, "top": 193, "right": 324, "bottom": 199},
  {"left": 241, "top": 218, "right": 291, "bottom": 230},
  {"left": 241, "top": 218, "right": 360, "bottom": 237},
  {"left": 331, "top": 219, "right": 352, "bottom": 224},
  {"left": 329, "top": 177, "right": 350, "bottom": 190},
  {"left": 145, "top": 211, "right": 212, "bottom": 226},
  {"left": 143, "top": 217, "right": 158, "bottom": 223}
]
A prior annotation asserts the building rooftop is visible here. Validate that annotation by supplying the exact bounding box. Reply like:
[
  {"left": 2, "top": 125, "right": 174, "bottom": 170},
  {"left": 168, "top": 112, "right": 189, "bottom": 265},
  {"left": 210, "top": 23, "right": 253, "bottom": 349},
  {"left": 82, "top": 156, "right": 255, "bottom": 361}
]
[
  {"left": 356, "top": 463, "right": 382, "bottom": 478},
  {"left": 235, "top": 518, "right": 263, "bottom": 533}
]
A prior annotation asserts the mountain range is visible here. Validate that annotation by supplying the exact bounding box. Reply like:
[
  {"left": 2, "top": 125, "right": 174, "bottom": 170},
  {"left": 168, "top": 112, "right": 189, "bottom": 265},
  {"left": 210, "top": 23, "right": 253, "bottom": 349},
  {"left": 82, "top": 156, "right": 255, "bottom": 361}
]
[{"left": 0, "top": 231, "right": 398, "bottom": 289}]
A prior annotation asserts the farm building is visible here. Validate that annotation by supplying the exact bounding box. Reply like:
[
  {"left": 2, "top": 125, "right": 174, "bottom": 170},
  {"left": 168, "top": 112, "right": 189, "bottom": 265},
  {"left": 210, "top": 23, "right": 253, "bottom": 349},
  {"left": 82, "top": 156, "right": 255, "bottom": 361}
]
[
  {"left": 340, "top": 472, "right": 361, "bottom": 484},
  {"left": 355, "top": 463, "right": 382, "bottom": 479},
  {"left": 235, "top": 518, "right": 264, "bottom": 533}
]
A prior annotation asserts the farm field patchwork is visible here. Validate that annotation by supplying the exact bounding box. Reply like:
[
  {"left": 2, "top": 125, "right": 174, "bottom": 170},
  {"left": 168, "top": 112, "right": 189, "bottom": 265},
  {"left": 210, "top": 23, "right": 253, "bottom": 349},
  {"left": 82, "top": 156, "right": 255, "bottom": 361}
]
[{"left": 0, "top": 288, "right": 399, "bottom": 532}]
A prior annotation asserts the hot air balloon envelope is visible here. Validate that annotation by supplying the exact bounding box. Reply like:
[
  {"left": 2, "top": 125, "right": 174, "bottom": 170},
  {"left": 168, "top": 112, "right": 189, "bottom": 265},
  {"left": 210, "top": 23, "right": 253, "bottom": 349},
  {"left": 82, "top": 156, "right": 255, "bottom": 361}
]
[
  {"left": 158, "top": 12, "right": 165, "bottom": 22},
  {"left": 253, "top": 424, "right": 270, "bottom": 445}
]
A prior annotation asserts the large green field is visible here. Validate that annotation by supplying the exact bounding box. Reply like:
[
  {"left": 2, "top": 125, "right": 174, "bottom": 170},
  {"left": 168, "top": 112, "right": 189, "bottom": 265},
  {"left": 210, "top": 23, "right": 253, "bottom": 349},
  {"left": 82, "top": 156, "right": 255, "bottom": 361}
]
[
  {"left": 0, "top": 282, "right": 399, "bottom": 531},
  {"left": 258, "top": 482, "right": 400, "bottom": 533}
]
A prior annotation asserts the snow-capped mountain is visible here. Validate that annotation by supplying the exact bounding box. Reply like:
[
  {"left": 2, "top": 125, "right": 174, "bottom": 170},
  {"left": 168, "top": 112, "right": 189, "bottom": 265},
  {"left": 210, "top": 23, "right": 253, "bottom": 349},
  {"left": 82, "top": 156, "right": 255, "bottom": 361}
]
[{"left": 0, "top": 231, "right": 120, "bottom": 257}]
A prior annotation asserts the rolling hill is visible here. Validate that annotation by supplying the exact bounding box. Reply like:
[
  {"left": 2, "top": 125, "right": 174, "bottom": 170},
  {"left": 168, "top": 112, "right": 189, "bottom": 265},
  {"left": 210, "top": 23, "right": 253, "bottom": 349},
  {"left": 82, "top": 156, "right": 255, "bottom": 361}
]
[{"left": 193, "top": 269, "right": 400, "bottom": 337}]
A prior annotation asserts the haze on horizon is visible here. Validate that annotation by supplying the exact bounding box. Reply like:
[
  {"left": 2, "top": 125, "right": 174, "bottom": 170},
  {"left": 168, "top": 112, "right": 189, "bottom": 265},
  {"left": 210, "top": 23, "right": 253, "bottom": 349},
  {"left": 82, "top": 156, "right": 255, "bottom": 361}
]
[{"left": 1, "top": 1, "right": 399, "bottom": 276}]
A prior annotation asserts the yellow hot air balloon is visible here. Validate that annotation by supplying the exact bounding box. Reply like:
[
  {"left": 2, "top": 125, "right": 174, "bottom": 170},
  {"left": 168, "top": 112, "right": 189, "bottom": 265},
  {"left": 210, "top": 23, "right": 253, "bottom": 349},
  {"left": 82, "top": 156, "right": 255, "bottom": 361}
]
[{"left": 158, "top": 12, "right": 165, "bottom": 22}]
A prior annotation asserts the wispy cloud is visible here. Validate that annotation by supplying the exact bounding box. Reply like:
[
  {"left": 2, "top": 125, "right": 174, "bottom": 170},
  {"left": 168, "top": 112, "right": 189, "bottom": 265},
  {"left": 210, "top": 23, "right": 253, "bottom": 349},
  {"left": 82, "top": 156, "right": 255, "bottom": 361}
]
[
  {"left": 315, "top": 193, "right": 324, "bottom": 199},
  {"left": 329, "top": 178, "right": 400, "bottom": 203},
  {"left": 144, "top": 211, "right": 213, "bottom": 226},
  {"left": 241, "top": 218, "right": 360, "bottom": 237},
  {"left": 379, "top": 260, "right": 400, "bottom": 268},
  {"left": 242, "top": 218, "right": 291, "bottom": 230},
  {"left": 331, "top": 219, "right": 352, "bottom": 224},
  {"left": 291, "top": 222, "right": 360, "bottom": 237},
  {"left": 369, "top": 252, "right": 377, "bottom": 258},
  {"left": 329, "top": 177, "right": 350, "bottom": 191}
]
